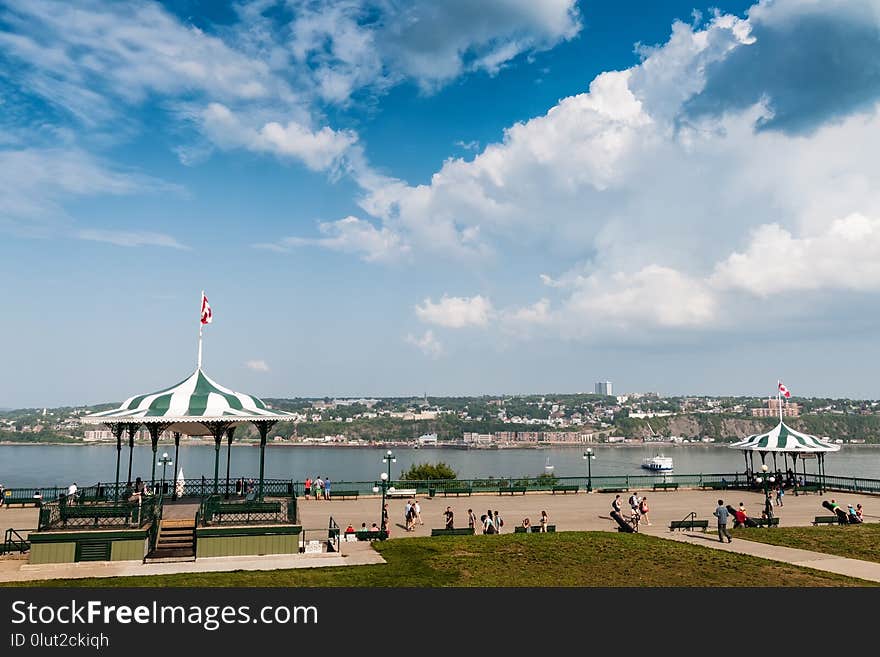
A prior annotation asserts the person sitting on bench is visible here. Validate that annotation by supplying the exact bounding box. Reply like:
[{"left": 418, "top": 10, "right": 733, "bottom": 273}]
[
  {"left": 848, "top": 504, "right": 862, "bottom": 524},
  {"left": 522, "top": 517, "right": 531, "bottom": 531}
]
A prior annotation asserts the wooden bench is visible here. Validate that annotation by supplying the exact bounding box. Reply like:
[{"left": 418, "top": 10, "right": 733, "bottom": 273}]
[
  {"left": 653, "top": 483, "right": 679, "bottom": 491},
  {"left": 669, "top": 519, "right": 709, "bottom": 532},
  {"left": 498, "top": 486, "right": 528, "bottom": 495},
  {"left": 2, "top": 494, "right": 42, "bottom": 508},
  {"left": 440, "top": 487, "right": 473, "bottom": 497},
  {"left": 386, "top": 488, "right": 418, "bottom": 498},
  {"left": 514, "top": 525, "right": 556, "bottom": 533},
  {"left": 812, "top": 516, "right": 838, "bottom": 526},
  {"left": 754, "top": 517, "right": 779, "bottom": 527},
  {"left": 430, "top": 527, "right": 475, "bottom": 536},
  {"left": 552, "top": 485, "right": 579, "bottom": 494},
  {"left": 329, "top": 490, "right": 359, "bottom": 500},
  {"left": 355, "top": 530, "right": 388, "bottom": 541}
]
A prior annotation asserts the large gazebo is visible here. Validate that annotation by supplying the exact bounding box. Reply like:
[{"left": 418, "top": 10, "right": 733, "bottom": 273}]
[
  {"left": 82, "top": 367, "right": 297, "bottom": 500},
  {"left": 729, "top": 420, "right": 840, "bottom": 489}
]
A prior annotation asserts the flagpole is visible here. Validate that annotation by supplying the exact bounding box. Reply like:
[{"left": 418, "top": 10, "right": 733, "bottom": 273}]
[
  {"left": 198, "top": 290, "right": 204, "bottom": 370},
  {"left": 778, "top": 381, "right": 783, "bottom": 424}
]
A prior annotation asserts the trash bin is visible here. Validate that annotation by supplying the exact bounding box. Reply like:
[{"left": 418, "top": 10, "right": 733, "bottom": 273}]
[{"left": 428, "top": 487, "right": 436, "bottom": 498}]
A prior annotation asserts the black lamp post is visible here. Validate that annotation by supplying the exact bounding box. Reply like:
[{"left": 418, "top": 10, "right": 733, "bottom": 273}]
[
  {"left": 158, "top": 452, "right": 173, "bottom": 496},
  {"left": 383, "top": 450, "right": 397, "bottom": 483},
  {"left": 582, "top": 448, "right": 596, "bottom": 492},
  {"left": 372, "top": 473, "right": 395, "bottom": 532}
]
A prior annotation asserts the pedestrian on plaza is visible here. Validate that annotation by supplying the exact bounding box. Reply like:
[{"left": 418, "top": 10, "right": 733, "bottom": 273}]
[
  {"left": 612, "top": 494, "right": 622, "bottom": 514},
  {"left": 714, "top": 499, "right": 732, "bottom": 543},
  {"left": 324, "top": 477, "right": 331, "bottom": 500},
  {"left": 494, "top": 510, "right": 503, "bottom": 534},
  {"left": 304, "top": 477, "right": 311, "bottom": 500},
  {"left": 539, "top": 510, "right": 549, "bottom": 533},
  {"left": 67, "top": 482, "right": 78, "bottom": 505},
  {"left": 467, "top": 508, "right": 476, "bottom": 532},
  {"left": 775, "top": 484, "right": 784, "bottom": 507},
  {"left": 482, "top": 513, "right": 496, "bottom": 534},
  {"left": 313, "top": 476, "right": 324, "bottom": 500},
  {"left": 444, "top": 506, "right": 454, "bottom": 529},
  {"left": 414, "top": 499, "right": 423, "bottom": 525},
  {"left": 639, "top": 496, "right": 651, "bottom": 525},
  {"left": 405, "top": 499, "right": 414, "bottom": 531},
  {"left": 0, "top": 483, "right": 4, "bottom": 508}
]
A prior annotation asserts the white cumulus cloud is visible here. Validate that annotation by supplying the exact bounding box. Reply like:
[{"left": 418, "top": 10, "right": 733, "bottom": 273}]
[
  {"left": 405, "top": 330, "right": 443, "bottom": 358},
  {"left": 415, "top": 295, "right": 494, "bottom": 328}
]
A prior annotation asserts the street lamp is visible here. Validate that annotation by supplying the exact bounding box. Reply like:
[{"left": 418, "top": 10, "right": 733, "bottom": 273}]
[
  {"left": 582, "top": 448, "right": 596, "bottom": 492},
  {"left": 158, "top": 452, "right": 173, "bottom": 496},
  {"left": 371, "top": 472, "right": 395, "bottom": 533},
  {"left": 383, "top": 450, "right": 397, "bottom": 483}
]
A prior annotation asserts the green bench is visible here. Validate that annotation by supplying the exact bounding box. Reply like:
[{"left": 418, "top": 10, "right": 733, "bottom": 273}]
[
  {"left": 2, "top": 494, "right": 42, "bottom": 508},
  {"left": 653, "top": 483, "right": 679, "bottom": 491},
  {"left": 498, "top": 486, "right": 527, "bottom": 495},
  {"left": 441, "top": 487, "right": 473, "bottom": 497},
  {"left": 669, "top": 519, "right": 709, "bottom": 532},
  {"left": 431, "top": 527, "right": 475, "bottom": 536},
  {"left": 514, "top": 525, "right": 556, "bottom": 533},
  {"left": 754, "top": 517, "right": 779, "bottom": 527},
  {"left": 812, "top": 516, "right": 838, "bottom": 526},
  {"left": 552, "top": 485, "right": 579, "bottom": 494},
  {"left": 598, "top": 487, "right": 628, "bottom": 493},
  {"left": 800, "top": 484, "right": 821, "bottom": 494},
  {"left": 355, "top": 530, "right": 388, "bottom": 541},
  {"left": 701, "top": 481, "right": 730, "bottom": 490},
  {"left": 329, "top": 490, "right": 359, "bottom": 500}
]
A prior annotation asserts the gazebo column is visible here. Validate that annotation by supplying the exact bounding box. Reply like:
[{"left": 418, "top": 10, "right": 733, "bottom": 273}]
[
  {"left": 254, "top": 421, "right": 277, "bottom": 500},
  {"left": 209, "top": 423, "right": 231, "bottom": 495},
  {"left": 172, "top": 432, "right": 181, "bottom": 500},
  {"left": 108, "top": 424, "right": 124, "bottom": 502},
  {"left": 147, "top": 424, "right": 170, "bottom": 490},
  {"left": 224, "top": 426, "right": 236, "bottom": 500},
  {"left": 126, "top": 425, "right": 138, "bottom": 485}
]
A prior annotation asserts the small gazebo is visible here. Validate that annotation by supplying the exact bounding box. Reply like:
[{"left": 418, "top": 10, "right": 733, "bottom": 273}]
[
  {"left": 729, "top": 420, "right": 839, "bottom": 489},
  {"left": 82, "top": 367, "right": 296, "bottom": 500}
]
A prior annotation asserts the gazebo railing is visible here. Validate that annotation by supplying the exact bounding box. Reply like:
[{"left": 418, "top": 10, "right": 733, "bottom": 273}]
[
  {"left": 197, "top": 495, "right": 298, "bottom": 527},
  {"left": 36, "top": 495, "right": 160, "bottom": 531}
]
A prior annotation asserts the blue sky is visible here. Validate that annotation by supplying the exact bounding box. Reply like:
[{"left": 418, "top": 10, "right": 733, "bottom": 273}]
[{"left": 3, "top": 0, "right": 880, "bottom": 407}]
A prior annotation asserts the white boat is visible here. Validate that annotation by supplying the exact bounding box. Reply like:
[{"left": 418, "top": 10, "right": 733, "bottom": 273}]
[
  {"left": 641, "top": 455, "right": 674, "bottom": 471},
  {"left": 543, "top": 456, "right": 555, "bottom": 473}
]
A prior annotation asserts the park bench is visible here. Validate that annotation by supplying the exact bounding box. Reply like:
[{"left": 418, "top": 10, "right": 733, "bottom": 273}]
[
  {"left": 514, "top": 525, "right": 556, "bottom": 533},
  {"left": 440, "top": 487, "right": 473, "bottom": 497},
  {"left": 2, "top": 493, "right": 42, "bottom": 508},
  {"left": 812, "top": 516, "right": 838, "bottom": 526},
  {"left": 701, "top": 481, "right": 731, "bottom": 490},
  {"left": 552, "top": 485, "right": 579, "bottom": 494},
  {"left": 386, "top": 488, "right": 418, "bottom": 498},
  {"left": 61, "top": 505, "right": 134, "bottom": 526},
  {"left": 754, "top": 517, "right": 779, "bottom": 527},
  {"left": 653, "top": 482, "right": 679, "bottom": 492},
  {"left": 355, "top": 530, "right": 388, "bottom": 541},
  {"left": 329, "top": 490, "right": 359, "bottom": 500},
  {"left": 669, "top": 519, "right": 709, "bottom": 532},
  {"left": 598, "top": 487, "right": 628, "bottom": 493},
  {"left": 498, "top": 486, "right": 528, "bottom": 495},
  {"left": 800, "top": 484, "right": 821, "bottom": 494},
  {"left": 430, "top": 527, "right": 475, "bottom": 536}
]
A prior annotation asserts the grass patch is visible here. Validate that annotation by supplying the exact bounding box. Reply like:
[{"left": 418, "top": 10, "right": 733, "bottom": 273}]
[
  {"left": 731, "top": 523, "right": 880, "bottom": 563},
  {"left": 3, "top": 532, "right": 875, "bottom": 587}
]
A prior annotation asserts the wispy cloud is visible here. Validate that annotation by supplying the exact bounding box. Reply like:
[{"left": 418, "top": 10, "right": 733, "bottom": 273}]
[
  {"left": 415, "top": 295, "right": 493, "bottom": 328},
  {"left": 405, "top": 330, "right": 443, "bottom": 358},
  {"left": 76, "top": 229, "right": 189, "bottom": 250},
  {"left": 245, "top": 360, "right": 270, "bottom": 372}
]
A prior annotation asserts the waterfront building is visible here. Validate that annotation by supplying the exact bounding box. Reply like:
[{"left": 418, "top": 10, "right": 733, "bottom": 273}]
[
  {"left": 751, "top": 398, "right": 800, "bottom": 417},
  {"left": 595, "top": 381, "right": 613, "bottom": 395}
]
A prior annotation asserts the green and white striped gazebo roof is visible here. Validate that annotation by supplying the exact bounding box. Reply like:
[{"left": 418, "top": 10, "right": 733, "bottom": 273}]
[
  {"left": 81, "top": 368, "right": 295, "bottom": 435},
  {"left": 729, "top": 421, "right": 840, "bottom": 453}
]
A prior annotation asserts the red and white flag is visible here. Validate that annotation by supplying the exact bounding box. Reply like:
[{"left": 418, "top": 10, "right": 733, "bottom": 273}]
[
  {"left": 200, "top": 292, "right": 213, "bottom": 325},
  {"left": 777, "top": 381, "right": 791, "bottom": 398}
]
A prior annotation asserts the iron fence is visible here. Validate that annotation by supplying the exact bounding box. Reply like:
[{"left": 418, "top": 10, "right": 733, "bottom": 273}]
[{"left": 36, "top": 495, "right": 160, "bottom": 531}]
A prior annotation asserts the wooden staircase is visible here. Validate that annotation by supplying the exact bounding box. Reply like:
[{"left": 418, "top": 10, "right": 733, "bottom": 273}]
[{"left": 145, "top": 519, "right": 196, "bottom": 563}]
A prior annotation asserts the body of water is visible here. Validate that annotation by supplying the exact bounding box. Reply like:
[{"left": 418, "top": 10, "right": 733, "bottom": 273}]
[{"left": 0, "top": 443, "right": 877, "bottom": 488}]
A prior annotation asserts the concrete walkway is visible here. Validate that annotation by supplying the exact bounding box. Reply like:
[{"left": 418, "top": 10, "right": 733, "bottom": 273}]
[
  {"left": 0, "top": 541, "right": 385, "bottom": 583},
  {"left": 643, "top": 527, "right": 880, "bottom": 583}
]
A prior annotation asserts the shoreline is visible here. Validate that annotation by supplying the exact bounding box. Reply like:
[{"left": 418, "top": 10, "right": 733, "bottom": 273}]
[{"left": 1, "top": 440, "right": 874, "bottom": 448}]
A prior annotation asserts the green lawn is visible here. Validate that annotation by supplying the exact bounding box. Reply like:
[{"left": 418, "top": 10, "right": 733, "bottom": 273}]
[
  {"left": 4, "top": 531, "right": 875, "bottom": 587},
  {"left": 731, "top": 523, "right": 880, "bottom": 563}
]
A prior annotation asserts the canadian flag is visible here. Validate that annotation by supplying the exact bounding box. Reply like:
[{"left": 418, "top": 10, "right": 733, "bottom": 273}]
[
  {"left": 200, "top": 292, "right": 213, "bottom": 325},
  {"left": 777, "top": 381, "right": 791, "bottom": 398}
]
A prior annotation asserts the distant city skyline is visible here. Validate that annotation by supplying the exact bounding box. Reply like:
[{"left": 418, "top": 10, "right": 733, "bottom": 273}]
[{"left": 4, "top": 1, "right": 880, "bottom": 407}]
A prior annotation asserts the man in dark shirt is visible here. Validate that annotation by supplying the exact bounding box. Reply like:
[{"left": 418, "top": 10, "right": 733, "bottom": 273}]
[{"left": 444, "top": 506, "right": 454, "bottom": 529}]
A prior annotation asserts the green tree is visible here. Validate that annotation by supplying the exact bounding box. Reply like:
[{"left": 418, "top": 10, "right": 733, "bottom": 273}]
[{"left": 402, "top": 462, "right": 458, "bottom": 480}]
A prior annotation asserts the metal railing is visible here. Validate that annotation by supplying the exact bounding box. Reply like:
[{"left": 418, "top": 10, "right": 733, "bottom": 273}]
[
  {"left": 36, "top": 495, "right": 160, "bottom": 531},
  {"left": 1, "top": 528, "right": 32, "bottom": 554},
  {"left": 197, "top": 495, "right": 298, "bottom": 527}
]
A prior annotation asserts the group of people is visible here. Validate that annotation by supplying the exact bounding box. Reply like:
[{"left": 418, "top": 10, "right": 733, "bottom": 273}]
[
  {"left": 234, "top": 477, "right": 256, "bottom": 497},
  {"left": 611, "top": 492, "right": 651, "bottom": 527},
  {"left": 828, "top": 499, "right": 864, "bottom": 523},
  {"left": 404, "top": 498, "right": 423, "bottom": 531},
  {"left": 303, "top": 476, "right": 331, "bottom": 500}
]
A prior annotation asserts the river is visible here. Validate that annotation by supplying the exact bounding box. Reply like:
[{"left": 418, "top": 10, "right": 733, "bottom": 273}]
[{"left": 1, "top": 443, "right": 878, "bottom": 488}]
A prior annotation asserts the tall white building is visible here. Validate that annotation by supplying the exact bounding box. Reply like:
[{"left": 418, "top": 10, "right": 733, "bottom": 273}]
[{"left": 594, "top": 381, "right": 613, "bottom": 396}]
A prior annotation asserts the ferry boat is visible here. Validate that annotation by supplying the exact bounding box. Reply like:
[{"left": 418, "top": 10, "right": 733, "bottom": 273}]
[{"left": 641, "top": 455, "right": 674, "bottom": 471}]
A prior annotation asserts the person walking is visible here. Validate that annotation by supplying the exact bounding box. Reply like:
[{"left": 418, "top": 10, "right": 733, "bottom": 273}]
[
  {"left": 639, "top": 496, "right": 651, "bottom": 525},
  {"left": 714, "top": 499, "right": 732, "bottom": 543},
  {"left": 482, "top": 513, "right": 496, "bottom": 534},
  {"left": 467, "top": 508, "right": 476, "bottom": 532},
  {"left": 775, "top": 484, "right": 783, "bottom": 507},
  {"left": 404, "top": 499, "right": 414, "bottom": 531},
  {"left": 494, "top": 510, "right": 503, "bottom": 534},
  {"left": 444, "top": 506, "right": 454, "bottom": 529},
  {"left": 414, "top": 499, "right": 423, "bottom": 525}
]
